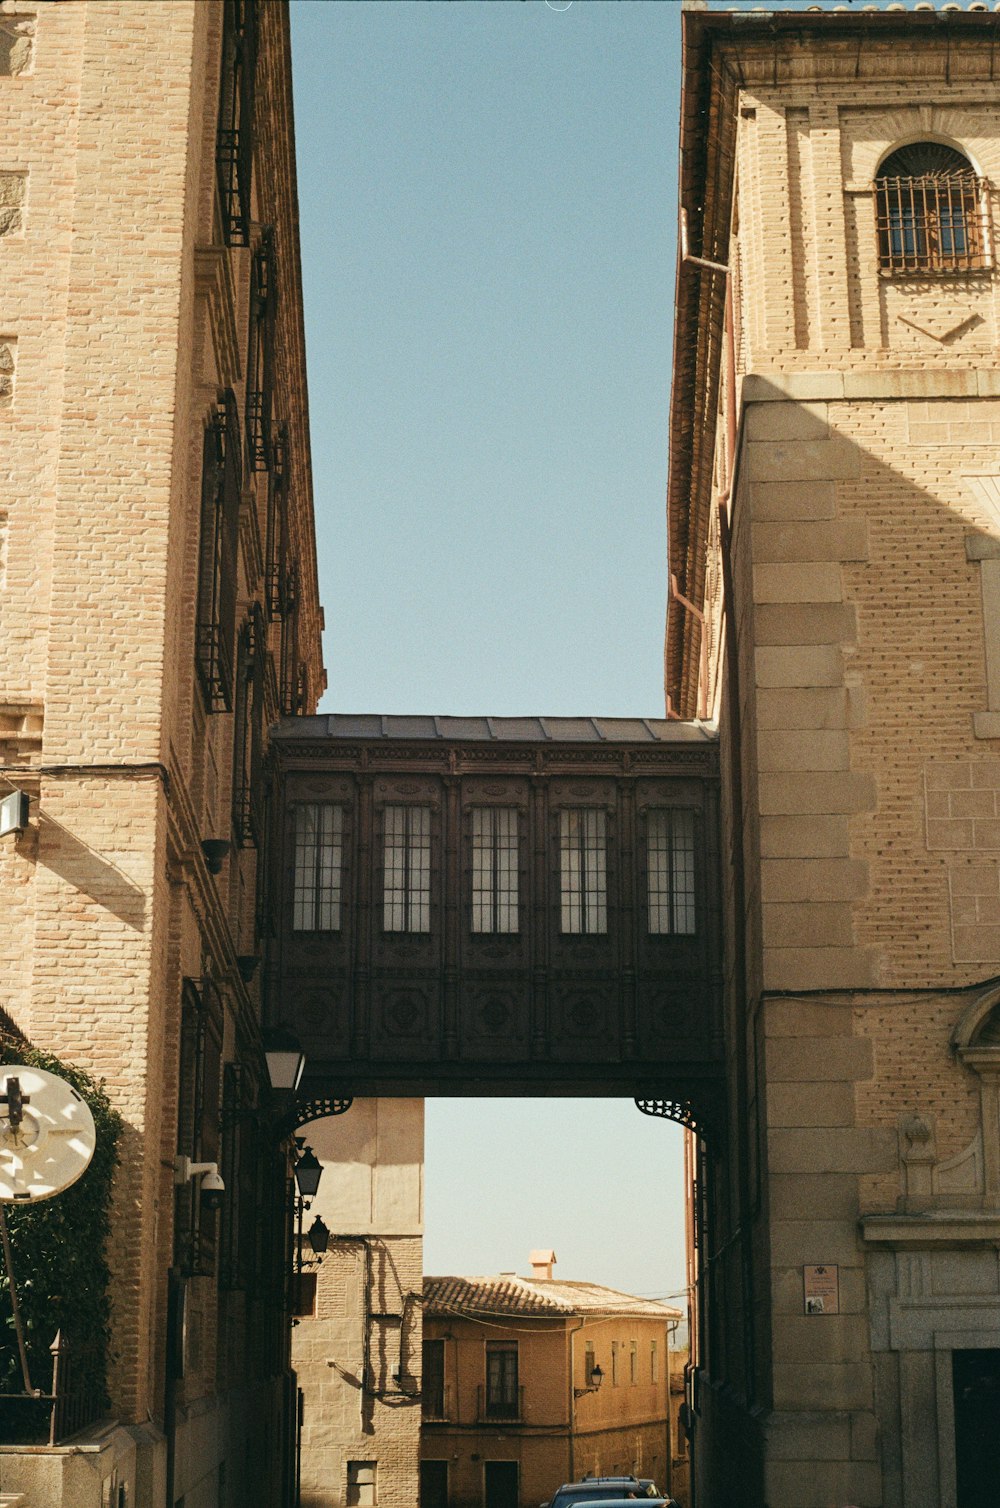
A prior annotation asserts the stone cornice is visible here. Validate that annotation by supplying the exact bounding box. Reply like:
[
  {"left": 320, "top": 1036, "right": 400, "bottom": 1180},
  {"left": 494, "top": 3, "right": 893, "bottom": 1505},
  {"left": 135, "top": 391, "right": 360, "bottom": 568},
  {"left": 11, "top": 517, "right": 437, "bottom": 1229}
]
[{"left": 861, "top": 1211, "right": 1000, "bottom": 1248}]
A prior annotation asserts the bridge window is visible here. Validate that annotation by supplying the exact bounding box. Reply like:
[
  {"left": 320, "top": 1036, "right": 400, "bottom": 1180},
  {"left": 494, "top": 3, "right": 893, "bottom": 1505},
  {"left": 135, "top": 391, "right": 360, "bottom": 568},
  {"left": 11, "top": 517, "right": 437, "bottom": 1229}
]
[
  {"left": 292, "top": 803, "right": 344, "bottom": 931},
  {"left": 559, "top": 808, "right": 607, "bottom": 934},
  {"left": 383, "top": 804, "right": 431, "bottom": 932},
  {"left": 471, "top": 807, "right": 519, "bottom": 933},
  {"left": 874, "top": 142, "right": 987, "bottom": 275},
  {"left": 647, "top": 808, "right": 696, "bottom": 935}
]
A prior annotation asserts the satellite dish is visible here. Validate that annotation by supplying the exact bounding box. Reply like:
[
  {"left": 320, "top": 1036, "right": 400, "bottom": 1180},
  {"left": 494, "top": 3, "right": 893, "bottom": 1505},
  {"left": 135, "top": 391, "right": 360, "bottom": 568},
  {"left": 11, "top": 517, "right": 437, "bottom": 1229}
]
[{"left": 0, "top": 1065, "right": 97, "bottom": 1203}]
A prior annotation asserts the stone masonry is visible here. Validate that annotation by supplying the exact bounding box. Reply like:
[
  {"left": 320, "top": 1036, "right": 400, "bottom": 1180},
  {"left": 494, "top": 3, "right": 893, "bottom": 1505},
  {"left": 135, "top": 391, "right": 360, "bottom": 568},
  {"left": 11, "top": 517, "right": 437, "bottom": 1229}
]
[{"left": 668, "top": 7, "right": 1000, "bottom": 1507}]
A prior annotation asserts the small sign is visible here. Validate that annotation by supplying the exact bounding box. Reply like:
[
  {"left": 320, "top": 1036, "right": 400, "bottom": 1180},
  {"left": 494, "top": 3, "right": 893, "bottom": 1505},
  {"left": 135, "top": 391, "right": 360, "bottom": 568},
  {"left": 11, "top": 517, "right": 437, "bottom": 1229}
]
[{"left": 803, "top": 1264, "right": 840, "bottom": 1315}]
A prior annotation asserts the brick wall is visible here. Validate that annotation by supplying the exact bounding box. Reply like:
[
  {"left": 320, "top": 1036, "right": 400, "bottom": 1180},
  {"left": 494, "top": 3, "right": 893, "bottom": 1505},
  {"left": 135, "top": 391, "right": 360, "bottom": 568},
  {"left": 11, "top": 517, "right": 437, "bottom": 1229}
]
[{"left": 0, "top": 2, "right": 324, "bottom": 1501}]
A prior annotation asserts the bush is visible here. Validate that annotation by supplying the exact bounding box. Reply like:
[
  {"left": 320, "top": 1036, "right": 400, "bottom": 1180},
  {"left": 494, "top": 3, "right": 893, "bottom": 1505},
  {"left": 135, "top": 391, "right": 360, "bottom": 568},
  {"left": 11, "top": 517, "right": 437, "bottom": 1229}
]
[{"left": 0, "top": 1037, "right": 122, "bottom": 1439}]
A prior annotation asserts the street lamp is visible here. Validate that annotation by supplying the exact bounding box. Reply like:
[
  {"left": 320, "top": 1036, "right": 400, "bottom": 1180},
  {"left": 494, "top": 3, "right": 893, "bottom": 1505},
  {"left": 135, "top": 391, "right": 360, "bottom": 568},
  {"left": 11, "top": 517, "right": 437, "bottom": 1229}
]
[
  {"left": 292, "top": 1146, "right": 326, "bottom": 1284},
  {"left": 293, "top": 1146, "right": 322, "bottom": 1199},
  {"left": 574, "top": 1362, "right": 604, "bottom": 1398},
  {"left": 264, "top": 1026, "right": 306, "bottom": 1094}
]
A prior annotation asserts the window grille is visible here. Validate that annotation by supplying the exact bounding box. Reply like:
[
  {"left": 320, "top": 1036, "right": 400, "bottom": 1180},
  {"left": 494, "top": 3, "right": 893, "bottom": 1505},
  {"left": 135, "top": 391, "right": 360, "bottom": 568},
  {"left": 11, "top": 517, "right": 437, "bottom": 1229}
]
[
  {"left": 383, "top": 805, "right": 431, "bottom": 933},
  {"left": 176, "top": 978, "right": 223, "bottom": 1277},
  {"left": 279, "top": 562, "right": 300, "bottom": 716},
  {"left": 471, "top": 807, "right": 519, "bottom": 933},
  {"left": 232, "top": 605, "right": 266, "bottom": 846},
  {"left": 293, "top": 803, "right": 344, "bottom": 931},
  {"left": 265, "top": 424, "right": 290, "bottom": 620},
  {"left": 245, "top": 228, "right": 276, "bottom": 471},
  {"left": 874, "top": 142, "right": 988, "bottom": 275},
  {"left": 195, "top": 390, "right": 242, "bottom": 712},
  {"left": 215, "top": 0, "right": 258, "bottom": 247},
  {"left": 630, "top": 1339, "right": 638, "bottom": 1384},
  {"left": 219, "top": 1062, "right": 262, "bottom": 1292},
  {"left": 484, "top": 1343, "right": 518, "bottom": 1419},
  {"left": 559, "top": 808, "right": 607, "bottom": 934},
  {"left": 647, "top": 809, "right": 697, "bottom": 935}
]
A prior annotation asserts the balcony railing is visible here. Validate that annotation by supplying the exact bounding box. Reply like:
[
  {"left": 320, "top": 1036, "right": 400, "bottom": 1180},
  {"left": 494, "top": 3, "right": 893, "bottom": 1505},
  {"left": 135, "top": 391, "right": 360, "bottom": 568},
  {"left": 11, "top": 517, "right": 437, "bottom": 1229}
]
[
  {"left": 421, "top": 1384, "right": 453, "bottom": 1423},
  {"left": 477, "top": 1384, "right": 524, "bottom": 1423}
]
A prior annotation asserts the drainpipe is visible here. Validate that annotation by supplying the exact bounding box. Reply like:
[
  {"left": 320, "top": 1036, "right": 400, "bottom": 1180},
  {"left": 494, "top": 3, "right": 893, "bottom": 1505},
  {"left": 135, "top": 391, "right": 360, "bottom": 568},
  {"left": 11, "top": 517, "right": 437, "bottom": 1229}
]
[{"left": 567, "top": 1316, "right": 586, "bottom": 1484}]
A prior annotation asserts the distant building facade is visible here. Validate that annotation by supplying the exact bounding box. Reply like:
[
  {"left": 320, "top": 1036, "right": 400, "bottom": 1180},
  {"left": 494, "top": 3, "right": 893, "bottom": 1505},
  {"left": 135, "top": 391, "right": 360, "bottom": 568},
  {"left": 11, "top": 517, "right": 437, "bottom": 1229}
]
[
  {"left": 0, "top": 2, "right": 322, "bottom": 1504},
  {"left": 293, "top": 1099, "right": 424, "bottom": 1508},
  {"left": 669, "top": 4, "right": 1000, "bottom": 1506},
  {"left": 420, "top": 1257, "right": 682, "bottom": 1508}
]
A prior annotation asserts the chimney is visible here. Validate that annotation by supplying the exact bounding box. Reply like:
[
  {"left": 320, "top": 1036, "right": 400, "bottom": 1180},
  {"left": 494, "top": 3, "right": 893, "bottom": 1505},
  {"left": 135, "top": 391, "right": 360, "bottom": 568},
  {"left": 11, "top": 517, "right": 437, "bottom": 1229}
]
[{"left": 530, "top": 1249, "right": 556, "bottom": 1282}]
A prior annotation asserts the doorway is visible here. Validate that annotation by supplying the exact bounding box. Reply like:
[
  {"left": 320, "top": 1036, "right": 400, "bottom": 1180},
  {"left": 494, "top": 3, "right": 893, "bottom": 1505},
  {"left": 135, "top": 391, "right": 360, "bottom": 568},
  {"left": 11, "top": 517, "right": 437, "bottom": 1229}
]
[
  {"left": 953, "top": 1349, "right": 1000, "bottom": 1508},
  {"left": 420, "top": 1459, "right": 449, "bottom": 1508},
  {"left": 484, "top": 1460, "right": 518, "bottom": 1508}
]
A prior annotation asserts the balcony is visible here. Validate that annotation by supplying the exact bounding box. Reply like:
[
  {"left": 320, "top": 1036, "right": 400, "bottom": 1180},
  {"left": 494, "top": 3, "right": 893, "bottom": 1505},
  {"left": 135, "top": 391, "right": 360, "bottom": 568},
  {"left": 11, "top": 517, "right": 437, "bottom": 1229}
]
[{"left": 477, "top": 1384, "right": 524, "bottom": 1424}]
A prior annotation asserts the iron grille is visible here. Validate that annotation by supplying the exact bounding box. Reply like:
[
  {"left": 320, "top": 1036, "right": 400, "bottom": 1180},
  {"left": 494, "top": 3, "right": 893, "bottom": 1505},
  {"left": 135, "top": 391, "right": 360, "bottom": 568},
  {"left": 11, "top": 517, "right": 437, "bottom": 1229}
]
[
  {"left": 265, "top": 424, "right": 289, "bottom": 620},
  {"left": 215, "top": 0, "right": 258, "bottom": 247},
  {"left": 176, "top": 978, "right": 224, "bottom": 1277},
  {"left": 279, "top": 563, "right": 299, "bottom": 715},
  {"left": 232, "top": 604, "right": 267, "bottom": 846},
  {"left": 245, "top": 228, "right": 276, "bottom": 471},
  {"left": 875, "top": 171, "right": 988, "bottom": 275},
  {"left": 195, "top": 390, "right": 242, "bottom": 712}
]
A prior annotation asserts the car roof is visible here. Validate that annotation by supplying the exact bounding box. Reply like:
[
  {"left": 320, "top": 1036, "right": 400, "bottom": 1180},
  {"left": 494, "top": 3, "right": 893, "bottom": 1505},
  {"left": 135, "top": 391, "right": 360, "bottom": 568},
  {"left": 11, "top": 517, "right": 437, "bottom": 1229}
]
[{"left": 573, "top": 1500, "right": 667, "bottom": 1507}]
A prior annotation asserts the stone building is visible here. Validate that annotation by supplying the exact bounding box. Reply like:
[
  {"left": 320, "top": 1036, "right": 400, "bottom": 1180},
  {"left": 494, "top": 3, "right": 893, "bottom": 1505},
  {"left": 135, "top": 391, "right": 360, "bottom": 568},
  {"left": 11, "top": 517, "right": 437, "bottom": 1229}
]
[
  {"left": 669, "top": 4, "right": 1000, "bottom": 1506},
  {"left": 0, "top": 2, "right": 323, "bottom": 1504},
  {"left": 421, "top": 1256, "right": 681, "bottom": 1508},
  {"left": 292, "top": 1099, "right": 424, "bottom": 1508}
]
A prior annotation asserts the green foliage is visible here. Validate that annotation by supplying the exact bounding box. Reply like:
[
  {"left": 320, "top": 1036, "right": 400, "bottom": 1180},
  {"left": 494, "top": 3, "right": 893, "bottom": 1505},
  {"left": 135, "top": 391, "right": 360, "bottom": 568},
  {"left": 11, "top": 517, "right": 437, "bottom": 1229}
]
[{"left": 0, "top": 1038, "right": 123, "bottom": 1435}]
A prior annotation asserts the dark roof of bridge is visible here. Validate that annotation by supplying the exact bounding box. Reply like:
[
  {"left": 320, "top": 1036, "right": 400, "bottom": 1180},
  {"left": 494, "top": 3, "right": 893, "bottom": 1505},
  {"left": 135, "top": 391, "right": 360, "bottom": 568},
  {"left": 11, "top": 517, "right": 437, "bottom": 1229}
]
[{"left": 273, "top": 714, "right": 714, "bottom": 744}]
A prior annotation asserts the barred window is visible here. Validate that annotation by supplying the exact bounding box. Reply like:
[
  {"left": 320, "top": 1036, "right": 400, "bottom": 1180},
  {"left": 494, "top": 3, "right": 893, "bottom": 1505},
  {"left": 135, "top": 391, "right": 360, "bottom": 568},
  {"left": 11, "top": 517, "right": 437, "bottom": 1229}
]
[
  {"left": 216, "top": 0, "right": 258, "bottom": 247},
  {"left": 647, "top": 809, "right": 696, "bottom": 935},
  {"left": 176, "top": 978, "right": 223, "bottom": 1277},
  {"left": 280, "top": 560, "right": 301, "bottom": 716},
  {"left": 875, "top": 142, "right": 987, "bottom": 275},
  {"left": 195, "top": 390, "right": 242, "bottom": 712},
  {"left": 232, "top": 605, "right": 266, "bottom": 847},
  {"left": 559, "top": 808, "right": 607, "bottom": 935},
  {"left": 245, "top": 228, "right": 276, "bottom": 472},
  {"left": 265, "top": 424, "right": 290, "bottom": 621},
  {"left": 471, "top": 808, "right": 519, "bottom": 934},
  {"left": 293, "top": 803, "right": 344, "bottom": 931},
  {"left": 383, "top": 805, "right": 431, "bottom": 933}
]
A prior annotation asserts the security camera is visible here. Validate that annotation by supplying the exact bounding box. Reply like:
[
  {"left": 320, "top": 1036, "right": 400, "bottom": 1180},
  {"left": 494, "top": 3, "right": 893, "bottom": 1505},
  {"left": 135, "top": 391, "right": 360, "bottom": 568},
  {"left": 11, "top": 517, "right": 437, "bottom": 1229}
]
[
  {"left": 200, "top": 1165, "right": 225, "bottom": 1212},
  {"left": 174, "top": 1157, "right": 225, "bottom": 1209}
]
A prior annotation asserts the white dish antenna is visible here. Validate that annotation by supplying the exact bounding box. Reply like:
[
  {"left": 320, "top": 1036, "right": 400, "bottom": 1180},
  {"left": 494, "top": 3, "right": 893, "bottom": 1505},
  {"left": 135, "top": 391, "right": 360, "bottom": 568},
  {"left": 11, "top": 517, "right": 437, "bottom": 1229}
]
[{"left": 0, "top": 1065, "right": 97, "bottom": 1203}]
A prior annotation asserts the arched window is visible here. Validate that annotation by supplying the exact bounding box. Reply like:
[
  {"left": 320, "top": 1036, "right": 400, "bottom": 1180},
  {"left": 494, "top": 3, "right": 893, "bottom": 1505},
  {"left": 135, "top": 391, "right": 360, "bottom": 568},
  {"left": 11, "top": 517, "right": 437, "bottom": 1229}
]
[{"left": 874, "top": 142, "right": 987, "bottom": 275}]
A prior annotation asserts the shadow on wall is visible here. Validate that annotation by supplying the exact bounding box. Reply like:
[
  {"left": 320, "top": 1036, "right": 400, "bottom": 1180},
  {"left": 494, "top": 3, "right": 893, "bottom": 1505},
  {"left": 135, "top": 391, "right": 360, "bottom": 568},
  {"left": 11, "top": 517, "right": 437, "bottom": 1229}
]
[{"left": 36, "top": 810, "right": 147, "bottom": 931}]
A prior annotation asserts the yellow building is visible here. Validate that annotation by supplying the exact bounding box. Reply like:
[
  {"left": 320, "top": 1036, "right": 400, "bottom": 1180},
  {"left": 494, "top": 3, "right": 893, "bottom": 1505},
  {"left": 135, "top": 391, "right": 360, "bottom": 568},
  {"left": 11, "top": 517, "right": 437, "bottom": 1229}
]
[
  {"left": 0, "top": 3, "right": 322, "bottom": 1503},
  {"left": 421, "top": 1255, "right": 681, "bottom": 1508},
  {"left": 293, "top": 1100, "right": 425, "bottom": 1508},
  {"left": 669, "top": 3, "right": 1000, "bottom": 1505}
]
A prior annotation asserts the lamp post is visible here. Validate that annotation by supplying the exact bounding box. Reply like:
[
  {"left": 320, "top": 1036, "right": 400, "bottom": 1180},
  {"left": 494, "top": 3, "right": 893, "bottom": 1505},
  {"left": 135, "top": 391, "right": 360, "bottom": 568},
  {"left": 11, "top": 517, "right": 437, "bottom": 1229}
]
[
  {"left": 574, "top": 1362, "right": 604, "bottom": 1398},
  {"left": 292, "top": 1146, "right": 326, "bottom": 1281}
]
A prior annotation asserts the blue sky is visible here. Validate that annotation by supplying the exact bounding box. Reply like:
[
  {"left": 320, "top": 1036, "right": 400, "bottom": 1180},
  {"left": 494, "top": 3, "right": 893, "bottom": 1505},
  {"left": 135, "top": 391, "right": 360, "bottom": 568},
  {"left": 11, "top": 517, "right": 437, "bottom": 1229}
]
[
  {"left": 287, "top": 0, "right": 911, "bottom": 1308},
  {"left": 289, "top": 0, "right": 688, "bottom": 1303}
]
